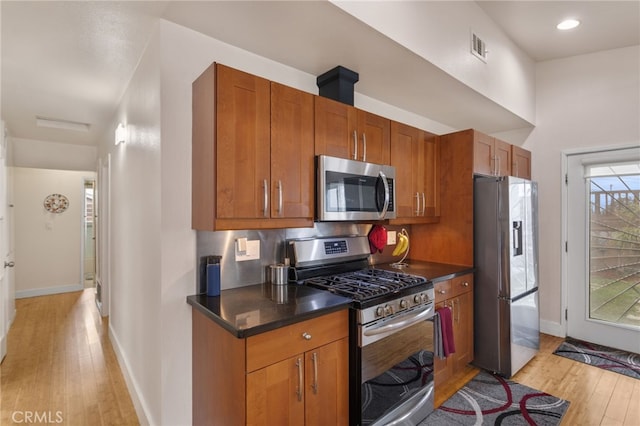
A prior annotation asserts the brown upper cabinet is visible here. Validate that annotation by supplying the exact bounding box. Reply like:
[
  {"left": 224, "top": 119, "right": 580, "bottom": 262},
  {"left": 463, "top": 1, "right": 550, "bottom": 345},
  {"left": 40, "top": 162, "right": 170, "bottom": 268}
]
[
  {"left": 456, "top": 129, "right": 531, "bottom": 179},
  {"left": 192, "top": 63, "right": 314, "bottom": 231},
  {"left": 390, "top": 121, "right": 440, "bottom": 224},
  {"left": 473, "top": 131, "right": 512, "bottom": 177},
  {"left": 511, "top": 145, "right": 532, "bottom": 179},
  {"left": 314, "top": 96, "right": 390, "bottom": 165}
]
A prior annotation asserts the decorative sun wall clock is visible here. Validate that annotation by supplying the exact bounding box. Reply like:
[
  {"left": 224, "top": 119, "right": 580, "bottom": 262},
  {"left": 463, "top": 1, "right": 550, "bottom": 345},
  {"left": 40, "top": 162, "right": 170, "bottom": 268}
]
[{"left": 43, "top": 193, "right": 69, "bottom": 213}]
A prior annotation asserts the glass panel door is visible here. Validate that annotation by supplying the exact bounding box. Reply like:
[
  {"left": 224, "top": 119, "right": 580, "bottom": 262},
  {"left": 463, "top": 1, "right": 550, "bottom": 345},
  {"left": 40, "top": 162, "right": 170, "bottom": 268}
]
[
  {"left": 588, "top": 164, "right": 640, "bottom": 326},
  {"left": 566, "top": 147, "right": 640, "bottom": 354}
]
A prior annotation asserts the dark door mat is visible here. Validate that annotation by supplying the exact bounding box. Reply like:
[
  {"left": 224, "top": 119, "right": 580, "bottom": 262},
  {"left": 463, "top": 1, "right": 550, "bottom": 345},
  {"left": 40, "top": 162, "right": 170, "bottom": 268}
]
[
  {"left": 553, "top": 336, "right": 640, "bottom": 379},
  {"left": 421, "top": 370, "right": 569, "bottom": 425}
]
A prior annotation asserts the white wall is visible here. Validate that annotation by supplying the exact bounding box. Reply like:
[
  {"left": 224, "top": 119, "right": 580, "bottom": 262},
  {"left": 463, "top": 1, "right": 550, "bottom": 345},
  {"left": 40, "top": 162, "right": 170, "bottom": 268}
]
[
  {"left": 13, "top": 167, "right": 95, "bottom": 298},
  {"left": 98, "top": 27, "right": 162, "bottom": 425},
  {"left": 332, "top": 0, "right": 536, "bottom": 125},
  {"left": 11, "top": 137, "right": 97, "bottom": 171},
  {"left": 526, "top": 45, "right": 640, "bottom": 334}
]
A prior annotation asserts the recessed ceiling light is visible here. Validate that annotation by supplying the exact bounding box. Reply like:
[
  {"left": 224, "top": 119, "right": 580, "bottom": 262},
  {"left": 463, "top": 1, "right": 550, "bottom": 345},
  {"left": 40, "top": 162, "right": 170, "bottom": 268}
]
[
  {"left": 36, "top": 116, "right": 90, "bottom": 132},
  {"left": 557, "top": 19, "right": 580, "bottom": 30}
]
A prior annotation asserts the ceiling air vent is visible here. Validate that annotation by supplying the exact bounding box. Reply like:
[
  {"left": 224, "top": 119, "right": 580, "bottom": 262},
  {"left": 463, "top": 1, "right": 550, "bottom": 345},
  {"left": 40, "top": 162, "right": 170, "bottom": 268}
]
[{"left": 471, "top": 31, "right": 487, "bottom": 63}]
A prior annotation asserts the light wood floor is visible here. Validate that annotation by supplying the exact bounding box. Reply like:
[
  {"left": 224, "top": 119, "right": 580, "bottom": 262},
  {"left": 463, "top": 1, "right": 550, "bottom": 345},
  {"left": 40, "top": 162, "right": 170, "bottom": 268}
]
[
  {"left": 435, "top": 333, "right": 640, "bottom": 425},
  {"left": 1, "top": 290, "right": 139, "bottom": 425}
]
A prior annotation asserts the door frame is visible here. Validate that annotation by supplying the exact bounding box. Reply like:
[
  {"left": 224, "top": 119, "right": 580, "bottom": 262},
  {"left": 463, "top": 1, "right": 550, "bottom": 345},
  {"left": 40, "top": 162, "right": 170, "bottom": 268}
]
[
  {"left": 95, "top": 155, "right": 111, "bottom": 317},
  {"left": 81, "top": 178, "right": 96, "bottom": 289},
  {"left": 561, "top": 143, "right": 640, "bottom": 351}
]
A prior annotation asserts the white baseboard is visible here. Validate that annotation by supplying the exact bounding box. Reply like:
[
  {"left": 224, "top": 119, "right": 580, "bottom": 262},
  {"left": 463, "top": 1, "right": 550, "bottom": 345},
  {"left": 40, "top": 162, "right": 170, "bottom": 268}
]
[
  {"left": 540, "top": 319, "right": 565, "bottom": 338},
  {"left": 108, "top": 323, "right": 151, "bottom": 426},
  {"left": 15, "top": 284, "right": 83, "bottom": 299}
]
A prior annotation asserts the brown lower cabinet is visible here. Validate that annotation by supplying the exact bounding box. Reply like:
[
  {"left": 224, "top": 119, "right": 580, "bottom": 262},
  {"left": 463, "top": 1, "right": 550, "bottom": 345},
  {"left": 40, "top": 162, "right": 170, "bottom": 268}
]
[
  {"left": 192, "top": 309, "right": 349, "bottom": 425},
  {"left": 433, "top": 273, "right": 474, "bottom": 386}
]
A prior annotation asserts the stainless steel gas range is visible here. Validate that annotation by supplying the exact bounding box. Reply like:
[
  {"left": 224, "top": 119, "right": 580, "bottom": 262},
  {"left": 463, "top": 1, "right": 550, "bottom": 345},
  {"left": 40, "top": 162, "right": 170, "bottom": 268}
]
[{"left": 288, "top": 236, "right": 436, "bottom": 426}]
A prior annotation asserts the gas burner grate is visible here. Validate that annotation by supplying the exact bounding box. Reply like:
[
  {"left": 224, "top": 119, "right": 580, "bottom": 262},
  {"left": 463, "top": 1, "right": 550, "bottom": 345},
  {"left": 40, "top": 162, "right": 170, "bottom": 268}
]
[{"left": 304, "top": 269, "right": 427, "bottom": 301}]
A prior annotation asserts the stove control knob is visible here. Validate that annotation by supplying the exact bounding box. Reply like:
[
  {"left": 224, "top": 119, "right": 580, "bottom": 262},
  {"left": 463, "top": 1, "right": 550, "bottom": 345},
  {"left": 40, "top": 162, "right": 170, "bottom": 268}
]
[
  {"left": 399, "top": 299, "right": 408, "bottom": 309},
  {"left": 413, "top": 295, "right": 421, "bottom": 304},
  {"left": 384, "top": 305, "right": 392, "bottom": 316},
  {"left": 423, "top": 293, "right": 430, "bottom": 302},
  {"left": 376, "top": 306, "right": 385, "bottom": 317}
]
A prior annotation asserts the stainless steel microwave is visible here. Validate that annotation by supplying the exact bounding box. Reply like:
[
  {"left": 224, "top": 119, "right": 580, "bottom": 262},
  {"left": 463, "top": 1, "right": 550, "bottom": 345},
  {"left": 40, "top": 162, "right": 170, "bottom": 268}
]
[{"left": 316, "top": 155, "right": 396, "bottom": 221}]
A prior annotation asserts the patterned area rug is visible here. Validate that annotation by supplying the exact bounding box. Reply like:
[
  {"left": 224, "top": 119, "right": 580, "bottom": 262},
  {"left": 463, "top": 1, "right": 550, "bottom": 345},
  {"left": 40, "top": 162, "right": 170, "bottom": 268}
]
[
  {"left": 553, "top": 336, "right": 640, "bottom": 379},
  {"left": 421, "top": 371, "right": 570, "bottom": 425}
]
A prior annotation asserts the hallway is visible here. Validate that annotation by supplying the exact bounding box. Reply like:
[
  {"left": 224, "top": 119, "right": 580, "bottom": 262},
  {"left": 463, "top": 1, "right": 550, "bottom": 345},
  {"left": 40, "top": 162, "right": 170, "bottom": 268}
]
[{"left": 1, "top": 290, "right": 138, "bottom": 425}]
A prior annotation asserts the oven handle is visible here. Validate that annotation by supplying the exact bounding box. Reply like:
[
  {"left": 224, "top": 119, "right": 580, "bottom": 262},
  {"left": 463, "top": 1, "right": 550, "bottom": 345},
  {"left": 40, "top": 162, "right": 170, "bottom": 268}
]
[
  {"left": 371, "top": 383, "right": 434, "bottom": 426},
  {"left": 363, "top": 304, "right": 434, "bottom": 337},
  {"left": 378, "top": 170, "right": 390, "bottom": 219}
]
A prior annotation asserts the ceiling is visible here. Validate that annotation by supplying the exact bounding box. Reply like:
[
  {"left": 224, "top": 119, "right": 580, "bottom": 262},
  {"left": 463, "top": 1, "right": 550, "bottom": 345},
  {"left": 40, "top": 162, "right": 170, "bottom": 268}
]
[{"left": 2, "top": 1, "right": 638, "bottom": 148}]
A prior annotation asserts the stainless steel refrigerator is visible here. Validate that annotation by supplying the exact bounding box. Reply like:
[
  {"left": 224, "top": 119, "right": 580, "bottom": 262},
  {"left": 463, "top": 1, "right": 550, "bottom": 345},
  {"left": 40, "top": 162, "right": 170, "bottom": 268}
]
[{"left": 473, "top": 176, "right": 539, "bottom": 378}]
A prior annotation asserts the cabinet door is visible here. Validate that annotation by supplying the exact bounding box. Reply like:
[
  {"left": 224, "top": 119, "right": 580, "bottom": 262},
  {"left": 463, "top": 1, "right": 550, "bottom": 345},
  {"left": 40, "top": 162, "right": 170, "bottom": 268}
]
[
  {"left": 391, "top": 121, "right": 421, "bottom": 219},
  {"left": 271, "top": 83, "right": 314, "bottom": 220},
  {"left": 494, "top": 139, "right": 512, "bottom": 176},
  {"left": 247, "top": 355, "right": 305, "bottom": 426},
  {"left": 357, "top": 110, "right": 390, "bottom": 164},
  {"left": 512, "top": 145, "right": 531, "bottom": 179},
  {"left": 216, "top": 64, "right": 270, "bottom": 219},
  {"left": 452, "top": 291, "right": 474, "bottom": 370},
  {"left": 473, "top": 131, "right": 495, "bottom": 176},
  {"left": 305, "top": 338, "right": 349, "bottom": 426},
  {"left": 420, "top": 133, "right": 440, "bottom": 217},
  {"left": 434, "top": 300, "right": 453, "bottom": 387},
  {"left": 314, "top": 96, "right": 357, "bottom": 159}
]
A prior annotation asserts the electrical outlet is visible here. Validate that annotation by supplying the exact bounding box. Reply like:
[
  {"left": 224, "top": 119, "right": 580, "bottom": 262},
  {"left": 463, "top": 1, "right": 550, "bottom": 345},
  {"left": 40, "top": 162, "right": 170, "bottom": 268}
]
[{"left": 387, "top": 231, "right": 397, "bottom": 245}]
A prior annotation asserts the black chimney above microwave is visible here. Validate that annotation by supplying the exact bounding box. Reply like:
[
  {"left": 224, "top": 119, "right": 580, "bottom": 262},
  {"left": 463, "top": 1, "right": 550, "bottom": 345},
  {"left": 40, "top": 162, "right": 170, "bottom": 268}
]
[{"left": 316, "top": 66, "right": 359, "bottom": 106}]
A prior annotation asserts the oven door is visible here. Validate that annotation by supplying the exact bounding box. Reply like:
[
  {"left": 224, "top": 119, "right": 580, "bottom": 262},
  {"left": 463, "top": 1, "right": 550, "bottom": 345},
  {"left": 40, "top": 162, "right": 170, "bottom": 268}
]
[{"left": 360, "top": 318, "right": 434, "bottom": 426}]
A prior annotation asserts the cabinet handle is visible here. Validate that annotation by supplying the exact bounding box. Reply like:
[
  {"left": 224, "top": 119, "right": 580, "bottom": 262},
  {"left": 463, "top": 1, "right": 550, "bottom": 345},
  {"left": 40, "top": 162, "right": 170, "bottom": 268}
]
[
  {"left": 302, "top": 332, "right": 312, "bottom": 340},
  {"left": 422, "top": 192, "right": 426, "bottom": 216},
  {"left": 263, "top": 179, "right": 268, "bottom": 218},
  {"left": 311, "top": 352, "right": 319, "bottom": 394},
  {"left": 362, "top": 133, "right": 367, "bottom": 162},
  {"left": 438, "top": 289, "right": 446, "bottom": 294},
  {"left": 353, "top": 130, "right": 358, "bottom": 160},
  {"left": 295, "top": 358, "right": 303, "bottom": 402},
  {"left": 415, "top": 192, "right": 421, "bottom": 216},
  {"left": 496, "top": 156, "right": 501, "bottom": 176},
  {"left": 277, "top": 180, "right": 283, "bottom": 216},
  {"left": 462, "top": 281, "right": 469, "bottom": 287}
]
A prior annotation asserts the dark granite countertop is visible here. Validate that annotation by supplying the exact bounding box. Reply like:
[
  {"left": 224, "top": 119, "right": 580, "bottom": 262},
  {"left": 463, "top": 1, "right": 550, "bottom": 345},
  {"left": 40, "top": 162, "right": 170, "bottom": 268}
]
[
  {"left": 187, "top": 261, "right": 471, "bottom": 338},
  {"left": 187, "top": 283, "right": 352, "bottom": 338},
  {"left": 376, "top": 260, "right": 474, "bottom": 283}
]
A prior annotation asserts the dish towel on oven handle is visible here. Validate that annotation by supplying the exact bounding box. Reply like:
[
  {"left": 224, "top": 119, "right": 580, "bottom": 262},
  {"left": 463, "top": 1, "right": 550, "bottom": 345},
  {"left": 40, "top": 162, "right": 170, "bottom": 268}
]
[{"left": 434, "top": 306, "right": 456, "bottom": 359}]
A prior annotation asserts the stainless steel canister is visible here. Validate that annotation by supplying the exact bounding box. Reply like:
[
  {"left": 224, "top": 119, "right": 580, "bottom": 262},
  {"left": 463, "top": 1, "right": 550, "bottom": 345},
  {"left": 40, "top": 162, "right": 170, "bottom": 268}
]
[{"left": 269, "top": 264, "right": 289, "bottom": 285}]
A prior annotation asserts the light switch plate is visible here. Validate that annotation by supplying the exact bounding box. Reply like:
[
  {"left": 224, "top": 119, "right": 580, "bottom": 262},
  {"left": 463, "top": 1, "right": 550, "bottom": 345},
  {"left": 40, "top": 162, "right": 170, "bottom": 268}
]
[
  {"left": 235, "top": 239, "right": 260, "bottom": 262},
  {"left": 237, "top": 237, "right": 247, "bottom": 253},
  {"left": 387, "top": 231, "right": 397, "bottom": 245}
]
